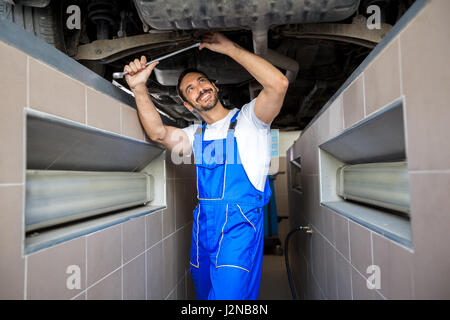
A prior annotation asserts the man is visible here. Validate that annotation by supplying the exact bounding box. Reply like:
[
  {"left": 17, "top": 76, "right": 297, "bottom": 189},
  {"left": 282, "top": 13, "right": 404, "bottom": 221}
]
[{"left": 124, "top": 32, "right": 289, "bottom": 299}]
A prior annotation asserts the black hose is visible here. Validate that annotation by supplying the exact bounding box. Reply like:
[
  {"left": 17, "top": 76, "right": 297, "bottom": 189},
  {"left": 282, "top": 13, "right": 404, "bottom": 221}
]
[{"left": 284, "top": 226, "right": 306, "bottom": 300}]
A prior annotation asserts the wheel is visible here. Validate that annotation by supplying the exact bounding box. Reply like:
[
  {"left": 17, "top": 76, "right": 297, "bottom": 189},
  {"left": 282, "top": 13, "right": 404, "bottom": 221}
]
[{"left": 0, "top": 0, "right": 65, "bottom": 52}]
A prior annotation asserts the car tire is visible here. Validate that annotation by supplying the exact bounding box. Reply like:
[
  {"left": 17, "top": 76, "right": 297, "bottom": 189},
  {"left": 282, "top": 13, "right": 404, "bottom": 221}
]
[{"left": 0, "top": 0, "right": 65, "bottom": 52}]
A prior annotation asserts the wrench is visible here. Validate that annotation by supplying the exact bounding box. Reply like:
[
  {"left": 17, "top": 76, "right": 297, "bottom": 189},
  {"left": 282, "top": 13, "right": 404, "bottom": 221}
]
[{"left": 112, "top": 42, "right": 201, "bottom": 79}]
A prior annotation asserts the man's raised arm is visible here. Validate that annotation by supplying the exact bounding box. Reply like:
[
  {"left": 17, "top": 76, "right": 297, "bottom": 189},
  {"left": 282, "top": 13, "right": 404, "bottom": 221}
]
[
  {"left": 124, "top": 56, "right": 191, "bottom": 155},
  {"left": 199, "top": 33, "right": 289, "bottom": 125}
]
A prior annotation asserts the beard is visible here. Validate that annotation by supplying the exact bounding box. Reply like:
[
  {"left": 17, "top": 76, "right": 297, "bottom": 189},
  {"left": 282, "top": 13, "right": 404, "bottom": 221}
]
[{"left": 191, "top": 89, "right": 219, "bottom": 112}]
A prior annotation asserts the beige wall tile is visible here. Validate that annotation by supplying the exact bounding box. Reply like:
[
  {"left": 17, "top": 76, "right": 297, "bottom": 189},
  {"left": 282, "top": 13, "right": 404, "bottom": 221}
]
[
  {"left": 311, "top": 230, "right": 326, "bottom": 294},
  {"left": 400, "top": 0, "right": 450, "bottom": 171},
  {"left": 86, "top": 88, "right": 121, "bottom": 134},
  {"left": 349, "top": 221, "right": 372, "bottom": 275},
  {"left": 147, "top": 242, "right": 163, "bottom": 299},
  {"left": 335, "top": 251, "right": 352, "bottom": 300},
  {"left": 166, "top": 288, "right": 176, "bottom": 300},
  {"left": 298, "top": 126, "right": 318, "bottom": 175},
  {"left": 163, "top": 181, "right": 176, "bottom": 237},
  {"left": 315, "top": 96, "right": 344, "bottom": 146},
  {"left": 86, "top": 224, "right": 121, "bottom": 286},
  {"left": 176, "top": 226, "right": 191, "bottom": 279},
  {"left": 365, "top": 39, "right": 401, "bottom": 115},
  {"left": 146, "top": 211, "right": 162, "bottom": 249},
  {"left": 328, "top": 95, "right": 344, "bottom": 139},
  {"left": 0, "top": 42, "right": 26, "bottom": 184},
  {"left": 87, "top": 268, "right": 122, "bottom": 300},
  {"left": 29, "top": 58, "right": 85, "bottom": 122},
  {"left": 372, "top": 232, "right": 413, "bottom": 299},
  {"left": 311, "top": 176, "right": 323, "bottom": 232},
  {"left": 410, "top": 172, "right": 450, "bottom": 299},
  {"left": 291, "top": 252, "right": 308, "bottom": 300},
  {"left": 324, "top": 240, "right": 338, "bottom": 300},
  {"left": 123, "top": 254, "right": 146, "bottom": 300},
  {"left": 72, "top": 292, "right": 86, "bottom": 300},
  {"left": 177, "top": 275, "right": 186, "bottom": 300},
  {"left": 175, "top": 180, "right": 194, "bottom": 229},
  {"left": 186, "top": 273, "right": 196, "bottom": 300},
  {"left": 351, "top": 268, "right": 375, "bottom": 300},
  {"left": 333, "top": 213, "right": 350, "bottom": 260},
  {"left": 165, "top": 151, "right": 175, "bottom": 180},
  {"left": 0, "top": 185, "right": 25, "bottom": 299},
  {"left": 343, "top": 75, "right": 365, "bottom": 129},
  {"left": 27, "top": 237, "right": 86, "bottom": 300},
  {"left": 121, "top": 104, "right": 145, "bottom": 141},
  {"left": 122, "top": 215, "right": 145, "bottom": 264},
  {"left": 163, "top": 233, "right": 176, "bottom": 298},
  {"left": 322, "top": 207, "right": 335, "bottom": 246}
]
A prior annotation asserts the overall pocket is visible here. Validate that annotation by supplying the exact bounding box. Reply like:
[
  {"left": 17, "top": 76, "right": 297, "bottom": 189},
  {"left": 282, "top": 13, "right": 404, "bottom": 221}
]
[
  {"left": 195, "top": 139, "right": 227, "bottom": 200},
  {"left": 215, "top": 204, "right": 260, "bottom": 272},
  {"left": 190, "top": 204, "right": 200, "bottom": 268}
]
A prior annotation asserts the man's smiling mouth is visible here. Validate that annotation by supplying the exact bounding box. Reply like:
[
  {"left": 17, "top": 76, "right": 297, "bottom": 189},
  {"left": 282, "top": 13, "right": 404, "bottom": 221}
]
[{"left": 198, "top": 90, "right": 213, "bottom": 102}]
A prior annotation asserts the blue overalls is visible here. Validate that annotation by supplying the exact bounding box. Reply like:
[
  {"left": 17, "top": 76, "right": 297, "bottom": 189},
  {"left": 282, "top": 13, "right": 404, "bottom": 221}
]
[{"left": 190, "top": 110, "right": 271, "bottom": 300}]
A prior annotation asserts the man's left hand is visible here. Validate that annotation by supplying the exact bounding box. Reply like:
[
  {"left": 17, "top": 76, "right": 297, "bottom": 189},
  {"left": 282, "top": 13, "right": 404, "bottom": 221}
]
[{"left": 199, "top": 32, "right": 237, "bottom": 56}]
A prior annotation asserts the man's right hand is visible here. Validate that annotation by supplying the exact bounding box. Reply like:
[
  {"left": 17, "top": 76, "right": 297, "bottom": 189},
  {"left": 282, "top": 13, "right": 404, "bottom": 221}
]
[{"left": 124, "top": 56, "right": 159, "bottom": 91}]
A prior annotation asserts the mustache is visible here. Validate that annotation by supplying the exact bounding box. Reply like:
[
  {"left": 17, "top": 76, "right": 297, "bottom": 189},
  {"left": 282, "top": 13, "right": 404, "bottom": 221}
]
[{"left": 196, "top": 89, "right": 214, "bottom": 102}]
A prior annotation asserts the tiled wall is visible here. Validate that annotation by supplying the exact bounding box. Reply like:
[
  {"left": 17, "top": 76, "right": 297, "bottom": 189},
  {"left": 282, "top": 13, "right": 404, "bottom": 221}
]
[
  {"left": 273, "top": 132, "right": 300, "bottom": 243},
  {"left": 274, "top": 132, "right": 301, "bottom": 219},
  {"left": 0, "top": 39, "right": 196, "bottom": 299},
  {"left": 287, "top": 0, "right": 450, "bottom": 300}
]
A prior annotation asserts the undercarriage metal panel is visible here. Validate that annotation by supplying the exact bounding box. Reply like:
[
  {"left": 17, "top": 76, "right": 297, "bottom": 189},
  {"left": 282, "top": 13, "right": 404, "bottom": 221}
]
[{"left": 134, "top": 0, "right": 360, "bottom": 30}]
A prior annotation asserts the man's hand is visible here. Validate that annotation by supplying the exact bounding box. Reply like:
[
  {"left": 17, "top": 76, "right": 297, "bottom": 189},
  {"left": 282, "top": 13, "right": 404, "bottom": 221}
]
[
  {"left": 124, "top": 56, "right": 159, "bottom": 91},
  {"left": 199, "top": 32, "right": 238, "bottom": 56},
  {"left": 200, "top": 34, "right": 289, "bottom": 125}
]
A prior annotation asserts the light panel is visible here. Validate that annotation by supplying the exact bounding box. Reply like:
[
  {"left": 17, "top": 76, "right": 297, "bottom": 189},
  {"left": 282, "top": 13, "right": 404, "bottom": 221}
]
[{"left": 26, "top": 170, "right": 154, "bottom": 232}]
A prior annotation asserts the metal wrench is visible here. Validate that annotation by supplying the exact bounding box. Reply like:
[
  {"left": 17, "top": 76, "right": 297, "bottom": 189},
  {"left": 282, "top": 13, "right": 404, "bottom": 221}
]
[{"left": 112, "top": 42, "right": 201, "bottom": 79}]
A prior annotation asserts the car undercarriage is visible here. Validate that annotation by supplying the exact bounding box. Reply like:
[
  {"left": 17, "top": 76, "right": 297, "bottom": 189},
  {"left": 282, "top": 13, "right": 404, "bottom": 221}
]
[{"left": 0, "top": 0, "right": 415, "bottom": 129}]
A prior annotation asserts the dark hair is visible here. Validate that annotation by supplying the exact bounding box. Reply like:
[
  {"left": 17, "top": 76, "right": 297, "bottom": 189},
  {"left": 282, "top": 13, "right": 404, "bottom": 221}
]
[{"left": 176, "top": 68, "right": 213, "bottom": 102}]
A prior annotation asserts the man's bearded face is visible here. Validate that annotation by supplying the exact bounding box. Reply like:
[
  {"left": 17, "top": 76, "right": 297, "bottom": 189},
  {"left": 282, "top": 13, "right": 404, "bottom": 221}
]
[{"left": 181, "top": 73, "right": 219, "bottom": 112}]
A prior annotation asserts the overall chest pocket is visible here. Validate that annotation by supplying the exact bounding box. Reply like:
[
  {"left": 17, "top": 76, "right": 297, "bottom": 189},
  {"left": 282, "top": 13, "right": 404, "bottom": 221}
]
[{"left": 195, "top": 139, "right": 227, "bottom": 200}]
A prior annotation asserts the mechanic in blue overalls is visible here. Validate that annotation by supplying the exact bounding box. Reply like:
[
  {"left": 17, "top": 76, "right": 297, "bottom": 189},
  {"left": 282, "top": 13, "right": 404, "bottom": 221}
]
[{"left": 124, "top": 32, "right": 289, "bottom": 299}]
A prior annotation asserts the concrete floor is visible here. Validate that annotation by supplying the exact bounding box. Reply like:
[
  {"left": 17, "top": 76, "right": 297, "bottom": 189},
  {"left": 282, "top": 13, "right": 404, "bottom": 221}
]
[
  {"left": 259, "top": 253, "right": 293, "bottom": 300},
  {"left": 258, "top": 218, "right": 293, "bottom": 300}
]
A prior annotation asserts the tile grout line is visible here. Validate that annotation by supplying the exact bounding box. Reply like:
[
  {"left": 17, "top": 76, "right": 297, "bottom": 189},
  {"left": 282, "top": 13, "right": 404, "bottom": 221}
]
[
  {"left": 398, "top": 37, "right": 404, "bottom": 97},
  {"left": 22, "top": 103, "right": 27, "bottom": 259},
  {"left": 364, "top": 95, "right": 404, "bottom": 119},
  {"left": 25, "top": 107, "right": 149, "bottom": 145},
  {"left": 26, "top": 56, "right": 29, "bottom": 108},
  {"left": 23, "top": 255, "right": 27, "bottom": 300},
  {"left": 85, "top": 236, "right": 87, "bottom": 299},
  {"left": 166, "top": 272, "right": 186, "bottom": 300},
  {"left": 185, "top": 270, "right": 188, "bottom": 299},
  {"left": 370, "top": 231, "right": 374, "bottom": 267},
  {"left": 362, "top": 73, "right": 367, "bottom": 118},
  {"left": 409, "top": 169, "right": 450, "bottom": 174},
  {"left": 74, "top": 241, "right": 152, "bottom": 300},
  {"left": 84, "top": 87, "right": 88, "bottom": 125},
  {"left": 121, "top": 224, "right": 123, "bottom": 300},
  {"left": 119, "top": 104, "right": 123, "bottom": 135},
  {"left": 350, "top": 260, "right": 387, "bottom": 300},
  {"left": 347, "top": 220, "right": 353, "bottom": 300},
  {"left": 347, "top": 220, "right": 352, "bottom": 264},
  {"left": 145, "top": 215, "right": 148, "bottom": 300}
]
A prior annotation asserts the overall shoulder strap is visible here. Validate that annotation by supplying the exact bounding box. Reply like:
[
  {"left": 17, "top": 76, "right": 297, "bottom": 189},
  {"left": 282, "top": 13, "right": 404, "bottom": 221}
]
[
  {"left": 228, "top": 110, "right": 240, "bottom": 131},
  {"left": 194, "top": 122, "right": 207, "bottom": 137},
  {"left": 193, "top": 122, "right": 206, "bottom": 165}
]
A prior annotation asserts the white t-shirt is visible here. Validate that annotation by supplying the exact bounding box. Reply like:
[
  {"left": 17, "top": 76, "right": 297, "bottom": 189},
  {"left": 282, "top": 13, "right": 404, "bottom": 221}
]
[{"left": 182, "top": 98, "right": 271, "bottom": 192}]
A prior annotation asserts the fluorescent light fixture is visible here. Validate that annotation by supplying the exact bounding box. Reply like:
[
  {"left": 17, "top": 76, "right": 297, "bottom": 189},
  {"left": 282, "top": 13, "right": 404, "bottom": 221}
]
[
  {"left": 336, "top": 162, "right": 410, "bottom": 214},
  {"left": 25, "top": 170, "right": 154, "bottom": 232}
]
